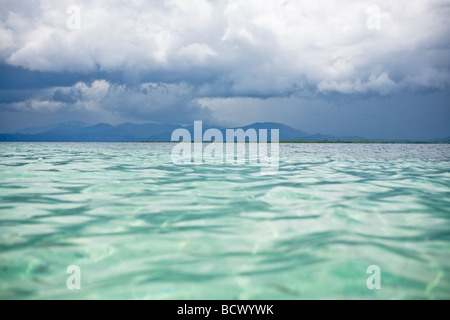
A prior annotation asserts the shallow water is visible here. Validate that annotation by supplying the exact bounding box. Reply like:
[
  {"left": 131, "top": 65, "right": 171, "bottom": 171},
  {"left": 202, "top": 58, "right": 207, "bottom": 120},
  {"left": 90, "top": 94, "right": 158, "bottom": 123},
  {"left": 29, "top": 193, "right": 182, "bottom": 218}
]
[{"left": 0, "top": 143, "right": 449, "bottom": 299}]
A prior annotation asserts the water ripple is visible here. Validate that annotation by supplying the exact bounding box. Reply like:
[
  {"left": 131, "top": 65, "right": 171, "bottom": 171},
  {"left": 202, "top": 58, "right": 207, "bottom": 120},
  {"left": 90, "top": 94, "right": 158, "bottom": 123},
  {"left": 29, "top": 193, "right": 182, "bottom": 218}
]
[{"left": 0, "top": 143, "right": 449, "bottom": 299}]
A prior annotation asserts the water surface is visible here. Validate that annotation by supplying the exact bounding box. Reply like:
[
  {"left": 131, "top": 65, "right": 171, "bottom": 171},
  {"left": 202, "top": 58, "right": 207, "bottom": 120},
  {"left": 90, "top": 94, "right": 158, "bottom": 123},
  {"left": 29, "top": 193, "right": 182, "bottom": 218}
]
[{"left": 0, "top": 143, "right": 449, "bottom": 299}]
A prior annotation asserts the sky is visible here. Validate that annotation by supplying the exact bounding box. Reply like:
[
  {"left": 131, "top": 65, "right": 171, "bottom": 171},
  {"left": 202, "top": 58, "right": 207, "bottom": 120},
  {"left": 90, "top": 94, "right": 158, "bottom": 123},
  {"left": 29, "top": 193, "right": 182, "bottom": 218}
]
[{"left": 0, "top": 0, "right": 449, "bottom": 139}]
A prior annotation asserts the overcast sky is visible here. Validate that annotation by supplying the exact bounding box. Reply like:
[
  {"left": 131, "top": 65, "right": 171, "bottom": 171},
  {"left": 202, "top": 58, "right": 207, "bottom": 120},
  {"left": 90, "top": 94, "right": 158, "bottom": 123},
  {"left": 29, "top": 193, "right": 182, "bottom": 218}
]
[{"left": 0, "top": 0, "right": 449, "bottom": 139}]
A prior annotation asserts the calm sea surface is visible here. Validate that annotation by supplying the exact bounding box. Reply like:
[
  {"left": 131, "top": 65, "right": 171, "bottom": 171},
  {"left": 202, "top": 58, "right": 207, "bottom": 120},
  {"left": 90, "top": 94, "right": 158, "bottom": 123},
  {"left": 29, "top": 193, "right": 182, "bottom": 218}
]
[{"left": 0, "top": 143, "right": 449, "bottom": 299}]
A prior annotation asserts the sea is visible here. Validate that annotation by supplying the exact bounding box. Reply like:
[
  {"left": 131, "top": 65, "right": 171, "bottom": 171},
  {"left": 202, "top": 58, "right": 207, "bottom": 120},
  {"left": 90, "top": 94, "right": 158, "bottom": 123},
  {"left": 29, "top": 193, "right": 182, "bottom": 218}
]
[{"left": 0, "top": 142, "right": 449, "bottom": 299}]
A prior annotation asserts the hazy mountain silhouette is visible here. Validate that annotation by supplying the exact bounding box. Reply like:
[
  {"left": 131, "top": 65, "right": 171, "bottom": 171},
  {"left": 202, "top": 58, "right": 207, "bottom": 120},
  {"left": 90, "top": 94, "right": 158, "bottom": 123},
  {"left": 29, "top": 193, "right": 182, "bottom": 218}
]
[
  {"left": 0, "top": 122, "right": 359, "bottom": 142},
  {"left": 16, "top": 121, "right": 88, "bottom": 134}
]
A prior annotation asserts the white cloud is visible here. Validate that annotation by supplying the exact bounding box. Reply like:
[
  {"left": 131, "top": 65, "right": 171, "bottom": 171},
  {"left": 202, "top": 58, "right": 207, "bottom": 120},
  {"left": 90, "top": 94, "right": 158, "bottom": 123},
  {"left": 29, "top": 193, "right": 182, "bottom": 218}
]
[
  {"left": 0, "top": 21, "right": 15, "bottom": 58},
  {"left": 317, "top": 72, "right": 398, "bottom": 95},
  {"left": 0, "top": 0, "right": 449, "bottom": 95},
  {"left": 177, "top": 43, "right": 217, "bottom": 65},
  {"left": 4, "top": 99, "right": 63, "bottom": 113}
]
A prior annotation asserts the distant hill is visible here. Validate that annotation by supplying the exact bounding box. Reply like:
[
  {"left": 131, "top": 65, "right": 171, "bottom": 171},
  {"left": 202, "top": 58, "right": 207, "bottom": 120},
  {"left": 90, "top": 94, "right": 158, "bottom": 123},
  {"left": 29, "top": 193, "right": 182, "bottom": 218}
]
[
  {"left": 16, "top": 121, "right": 88, "bottom": 134},
  {"left": 0, "top": 121, "right": 354, "bottom": 142}
]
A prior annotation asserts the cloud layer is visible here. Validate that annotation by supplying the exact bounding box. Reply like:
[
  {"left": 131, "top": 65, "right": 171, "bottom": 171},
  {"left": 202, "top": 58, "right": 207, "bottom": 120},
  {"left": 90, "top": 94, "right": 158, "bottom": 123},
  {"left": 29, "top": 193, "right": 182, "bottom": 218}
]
[{"left": 1, "top": 0, "right": 449, "bottom": 96}]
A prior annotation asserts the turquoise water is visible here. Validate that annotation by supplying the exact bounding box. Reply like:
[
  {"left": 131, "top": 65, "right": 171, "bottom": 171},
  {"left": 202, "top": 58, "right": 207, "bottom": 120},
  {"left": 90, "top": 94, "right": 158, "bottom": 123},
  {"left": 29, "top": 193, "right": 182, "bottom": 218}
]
[{"left": 0, "top": 143, "right": 449, "bottom": 300}]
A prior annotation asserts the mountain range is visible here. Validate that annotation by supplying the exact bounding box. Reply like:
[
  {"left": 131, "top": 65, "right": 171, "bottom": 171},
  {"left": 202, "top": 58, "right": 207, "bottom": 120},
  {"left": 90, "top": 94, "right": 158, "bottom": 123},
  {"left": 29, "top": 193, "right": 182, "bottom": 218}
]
[{"left": 0, "top": 121, "right": 365, "bottom": 142}]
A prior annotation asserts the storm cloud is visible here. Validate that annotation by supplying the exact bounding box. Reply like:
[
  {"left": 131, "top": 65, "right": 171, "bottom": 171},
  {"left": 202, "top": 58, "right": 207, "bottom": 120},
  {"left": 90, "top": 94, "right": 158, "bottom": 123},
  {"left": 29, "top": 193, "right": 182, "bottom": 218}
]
[{"left": 0, "top": 0, "right": 449, "bottom": 138}]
